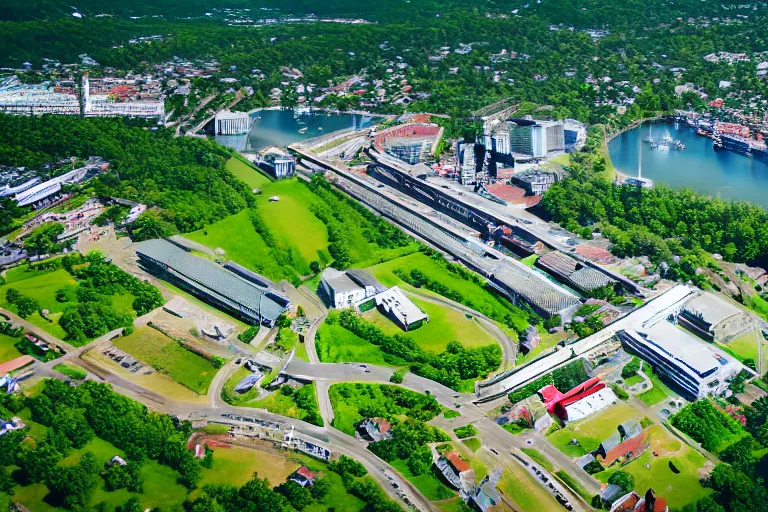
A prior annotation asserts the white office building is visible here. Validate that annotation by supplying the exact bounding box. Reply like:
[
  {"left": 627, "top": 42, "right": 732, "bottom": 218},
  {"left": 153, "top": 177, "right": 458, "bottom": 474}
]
[
  {"left": 618, "top": 321, "right": 749, "bottom": 399},
  {"left": 215, "top": 110, "right": 254, "bottom": 135}
]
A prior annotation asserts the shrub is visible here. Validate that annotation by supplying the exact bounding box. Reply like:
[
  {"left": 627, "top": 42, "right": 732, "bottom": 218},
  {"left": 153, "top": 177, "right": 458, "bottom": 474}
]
[{"left": 621, "top": 357, "right": 641, "bottom": 379}]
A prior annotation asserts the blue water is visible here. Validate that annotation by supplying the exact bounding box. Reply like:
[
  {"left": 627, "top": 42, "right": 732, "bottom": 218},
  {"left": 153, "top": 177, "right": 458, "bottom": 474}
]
[
  {"left": 215, "top": 109, "right": 377, "bottom": 151},
  {"left": 608, "top": 121, "right": 768, "bottom": 207}
]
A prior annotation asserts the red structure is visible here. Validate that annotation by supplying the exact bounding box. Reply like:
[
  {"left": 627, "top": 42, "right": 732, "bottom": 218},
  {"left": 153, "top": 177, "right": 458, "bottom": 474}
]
[{"left": 537, "top": 377, "right": 606, "bottom": 420}]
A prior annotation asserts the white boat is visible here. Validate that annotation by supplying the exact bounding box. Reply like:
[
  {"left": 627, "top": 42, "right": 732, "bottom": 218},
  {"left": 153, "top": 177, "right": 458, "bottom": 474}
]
[
  {"left": 656, "top": 142, "right": 670, "bottom": 151},
  {"left": 643, "top": 125, "right": 654, "bottom": 144},
  {"left": 298, "top": 127, "right": 308, "bottom": 134}
]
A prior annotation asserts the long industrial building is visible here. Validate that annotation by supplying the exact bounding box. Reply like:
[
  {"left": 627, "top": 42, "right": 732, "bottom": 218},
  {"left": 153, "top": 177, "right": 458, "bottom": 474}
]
[{"left": 135, "top": 239, "right": 290, "bottom": 327}]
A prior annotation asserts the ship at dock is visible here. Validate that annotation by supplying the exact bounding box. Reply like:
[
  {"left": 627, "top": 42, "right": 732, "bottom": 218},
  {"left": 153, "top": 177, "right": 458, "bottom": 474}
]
[{"left": 713, "top": 121, "right": 768, "bottom": 161}]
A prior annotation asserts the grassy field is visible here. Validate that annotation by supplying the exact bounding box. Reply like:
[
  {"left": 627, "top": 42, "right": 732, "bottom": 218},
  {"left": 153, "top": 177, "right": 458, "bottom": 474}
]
[
  {"left": 13, "top": 436, "right": 189, "bottom": 512},
  {"left": 198, "top": 446, "right": 299, "bottom": 488},
  {"left": 222, "top": 366, "right": 263, "bottom": 405},
  {"left": 362, "top": 297, "right": 497, "bottom": 353},
  {"left": 499, "top": 462, "right": 564, "bottom": 512},
  {"left": 596, "top": 425, "right": 711, "bottom": 509},
  {"left": 366, "top": 252, "right": 529, "bottom": 331},
  {"left": 0, "top": 266, "right": 78, "bottom": 339},
  {"left": 390, "top": 459, "right": 455, "bottom": 501},
  {"left": 0, "top": 333, "right": 23, "bottom": 363},
  {"left": 248, "top": 383, "right": 322, "bottom": 425},
  {"left": 517, "top": 330, "right": 564, "bottom": 365},
  {"left": 547, "top": 402, "right": 642, "bottom": 457},
  {"left": 113, "top": 327, "right": 220, "bottom": 394},
  {"left": 637, "top": 370, "right": 676, "bottom": 406},
  {"left": 720, "top": 330, "right": 759, "bottom": 363},
  {"left": 52, "top": 362, "right": 87, "bottom": 380},
  {"left": 329, "top": 383, "right": 441, "bottom": 435},
  {"left": 315, "top": 320, "right": 400, "bottom": 366},
  {"left": 624, "top": 374, "right": 644, "bottom": 386},
  {"left": 256, "top": 179, "right": 330, "bottom": 270},
  {"left": 185, "top": 210, "right": 285, "bottom": 280},
  {"left": 225, "top": 156, "right": 272, "bottom": 189},
  {"left": 462, "top": 437, "right": 482, "bottom": 453}
]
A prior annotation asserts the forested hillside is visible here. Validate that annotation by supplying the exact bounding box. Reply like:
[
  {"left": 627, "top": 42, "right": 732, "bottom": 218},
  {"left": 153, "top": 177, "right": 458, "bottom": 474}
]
[{"left": 0, "top": 115, "right": 254, "bottom": 236}]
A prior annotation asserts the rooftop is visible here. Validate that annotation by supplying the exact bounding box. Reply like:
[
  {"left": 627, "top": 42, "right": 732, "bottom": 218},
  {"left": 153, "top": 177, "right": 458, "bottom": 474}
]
[
  {"left": 682, "top": 292, "right": 745, "bottom": 328},
  {"left": 134, "top": 239, "right": 288, "bottom": 322},
  {"left": 444, "top": 451, "right": 472, "bottom": 473},
  {"left": 321, "top": 267, "right": 363, "bottom": 294},
  {"left": 635, "top": 321, "right": 739, "bottom": 377}
]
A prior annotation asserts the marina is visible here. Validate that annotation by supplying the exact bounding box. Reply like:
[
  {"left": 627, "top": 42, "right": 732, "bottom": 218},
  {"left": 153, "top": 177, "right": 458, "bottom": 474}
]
[
  {"left": 214, "top": 108, "right": 378, "bottom": 151},
  {"left": 609, "top": 121, "right": 768, "bottom": 207}
]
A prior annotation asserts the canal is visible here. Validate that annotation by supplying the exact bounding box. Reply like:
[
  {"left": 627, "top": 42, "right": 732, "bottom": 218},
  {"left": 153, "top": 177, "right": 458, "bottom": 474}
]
[
  {"left": 608, "top": 121, "right": 768, "bottom": 207},
  {"left": 215, "top": 109, "right": 378, "bottom": 152}
]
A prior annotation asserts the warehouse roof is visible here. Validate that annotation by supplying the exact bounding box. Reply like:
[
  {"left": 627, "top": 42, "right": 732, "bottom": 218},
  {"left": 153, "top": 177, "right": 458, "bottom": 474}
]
[
  {"left": 135, "top": 239, "right": 288, "bottom": 322},
  {"left": 321, "top": 267, "right": 362, "bottom": 294},
  {"left": 537, "top": 251, "right": 616, "bottom": 292},
  {"left": 491, "top": 260, "right": 580, "bottom": 315},
  {"left": 682, "top": 293, "right": 746, "bottom": 329}
]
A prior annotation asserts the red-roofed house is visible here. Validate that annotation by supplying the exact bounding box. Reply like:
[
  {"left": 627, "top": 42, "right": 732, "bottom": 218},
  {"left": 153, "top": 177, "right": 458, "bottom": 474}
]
[
  {"left": 0, "top": 356, "right": 35, "bottom": 375},
  {"left": 290, "top": 466, "right": 319, "bottom": 487},
  {"left": 610, "top": 489, "right": 668, "bottom": 512},
  {"left": 598, "top": 429, "right": 650, "bottom": 466},
  {"left": 436, "top": 451, "right": 474, "bottom": 495},
  {"left": 484, "top": 183, "right": 542, "bottom": 208}
]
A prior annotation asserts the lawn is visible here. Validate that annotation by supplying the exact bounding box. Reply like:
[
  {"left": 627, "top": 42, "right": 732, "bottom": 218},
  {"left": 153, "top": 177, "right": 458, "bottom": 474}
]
[
  {"left": 329, "top": 383, "right": 441, "bottom": 435},
  {"left": 256, "top": 179, "right": 330, "bottom": 270},
  {"left": 13, "top": 438, "right": 189, "bottom": 512},
  {"left": 225, "top": 156, "right": 272, "bottom": 189},
  {"left": 222, "top": 366, "right": 264, "bottom": 405},
  {"left": 499, "top": 463, "right": 564, "bottom": 512},
  {"left": 547, "top": 402, "right": 642, "bottom": 457},
  {"left": 362, "top": 297, "right": 497, "bottom": 353},
  {"left": 637, "top": 369, "right": 676, "bottom": 406},
  {"left": 720, "top": 330, "right": 759, "bottom": 363},
  {"left": 517, "top": 330, "right": 565, "bottom": 365},
  {"left": 366, "top": 252, "right": 529, "bottom": 331},
  {"left": 315, "top": 319, "right": 403, "bottom": 366},
  {"left": 0, "top": 266, "right": 77, "bottom": 339},
  {"left": 390, "top": 459, "right": 455, "bottom": 501},
  {"left": 249, "top": 383, "right": 322, "bottom": 425},
  {"left": 596, "top": 426, "right": 711, "bottom": 509},
  {"left": 520, "top": 448, "right": 555, "bottom": 472},
  {"left": 112, "top": 327, "right": 220, "bottom": 394},
  {"left": 185, "top": 210, "right": 285, "bottom": 280},
  {"left": 0, "top": 333, "right": 23, "bottom": 363},
  {"left": 624, "top": 374, "right": 644, "bottom": 386},
  {"left": 198, "top": 446, "right": 300, "bottom": 488},
  {"left": 462, "top": 437, "right": 482, "bottom": 453},
  {"left": 52, "top": 363, "right": 87, "bottom": 380}
]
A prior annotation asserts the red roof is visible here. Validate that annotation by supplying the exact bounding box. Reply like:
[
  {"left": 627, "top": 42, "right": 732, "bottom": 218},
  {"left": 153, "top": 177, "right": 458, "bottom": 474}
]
[
  {"left": 538, "top": 378, "right": 606, "bottom": 419},
  {"left": 613, "top": 493, "right": 641, "bottom": 512},
  {"left": 373, "top": 417, "right": 392, "bottom": 433},
  {"left": 575, "top": 245, "right": 615, "bottom": 263},
  {"left": 0, "top": 356, "right": 35, "bottom": 375},
  {"left": 485, "top": 183, "right": 541, "bottom": 207},
  {"left": 600, "top": 430, "right": 649, "bottom": 466},
  {"left": 444, "top": 451, "right": 472, "bottom": 473},
  {"left": 296, "top": 466, "right": 318, "bottom": 481}
]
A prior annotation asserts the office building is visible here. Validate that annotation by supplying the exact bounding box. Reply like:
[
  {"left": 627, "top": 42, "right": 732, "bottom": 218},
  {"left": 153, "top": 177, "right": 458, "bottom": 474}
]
[
  {"left": 215, "top": 110, "right": 255, "bottom": 135},
  {"left": 617, "top": 321, "right": 748, "bottom": 399},
  {"left": 135, "top": 239, "right": 290, "bottom": 327},
  {"left": 257, "top": 149, "right": 296, "bottom": 179}
]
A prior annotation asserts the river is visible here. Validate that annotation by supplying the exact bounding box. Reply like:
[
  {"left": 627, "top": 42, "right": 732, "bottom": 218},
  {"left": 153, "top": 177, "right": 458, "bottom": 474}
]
[
  {"left": 214, "top": 109, "right": 378, "bottom": 152},
  {"left": 608, "top": 121, "right": 768, "bottom": 207}
]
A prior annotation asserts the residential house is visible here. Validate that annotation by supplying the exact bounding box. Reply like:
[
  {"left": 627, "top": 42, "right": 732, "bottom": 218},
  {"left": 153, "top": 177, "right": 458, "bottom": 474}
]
[
  {"left": 436, "top": 451, "right": 475, "bottom": 495},
  {"left": 358, "top": 417, "right": 392, "bottom": 442},
  {"left": 610, "top": 488, "right": 669, "bottom": 512},
  {"left": 290, "top": 466, "right": 319, "bottom": 487}
]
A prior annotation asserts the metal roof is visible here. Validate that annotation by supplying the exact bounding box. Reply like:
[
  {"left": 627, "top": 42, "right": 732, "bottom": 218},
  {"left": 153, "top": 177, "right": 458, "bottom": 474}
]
[
  {"left": 134, "top": 239, "right": 288, "bottom": 322},
  {"left": 491, "top": 262, "right": 580, "bottom": 316},
  {"left": 682, "top": 293, "right": 746, "bottom": 330}
]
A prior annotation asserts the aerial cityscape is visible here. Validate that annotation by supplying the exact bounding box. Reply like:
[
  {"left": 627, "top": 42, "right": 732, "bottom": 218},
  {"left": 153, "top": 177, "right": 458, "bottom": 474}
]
[{"left": 2, "top": 1, "right": 768, "bottom": 512}]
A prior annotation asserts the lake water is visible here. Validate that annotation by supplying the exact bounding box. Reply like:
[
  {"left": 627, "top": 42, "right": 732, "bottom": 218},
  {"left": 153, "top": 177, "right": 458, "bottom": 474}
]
[
  {"left": 608, "top": 121, "right": 768, "bottom": 207},
  {"left": 215, "top": 109, "right": 378, "bottom": 152}
]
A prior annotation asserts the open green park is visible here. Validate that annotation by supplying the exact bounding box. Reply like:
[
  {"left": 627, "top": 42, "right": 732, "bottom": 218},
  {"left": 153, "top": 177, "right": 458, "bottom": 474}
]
[
  {"left": 0, "top": 265, "right": 78, "bottom": 340},
  {"left": 595, "top": 425, "right": 711, "bottom": 509},
  {"left": 186, "top": 167, "right": 418, "bottom": 283},
  {"left": 547, "top": 402, "right": 643, "bottom": 457},
  {"left": 112, "top": 327, "right": 220, "bottom": 394},
  {"left": 636, "top": 368, "right": 677, "bottom": 406},
  {"left": 0, "top": 332, "right": 23, "bottom": 363},
  {"left": 316, "top": 318, "right": 396, "bottom": 366},
  {"left": 362, "top": 297, "right": 497, "bottom": 353}
]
